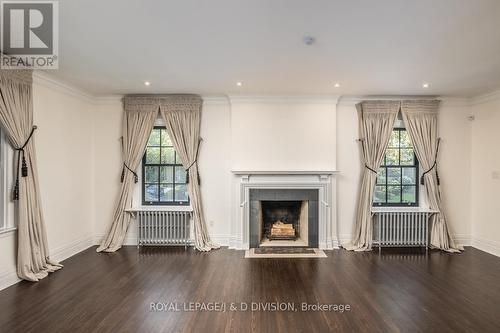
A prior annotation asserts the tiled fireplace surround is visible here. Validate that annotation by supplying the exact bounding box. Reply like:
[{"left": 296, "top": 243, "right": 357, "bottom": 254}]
[
  {"left": 249, "top": 189, "right": 319, "bottom": 248},
  {"left": 230, "top": 171, "right": 338, "bottom": 250}
]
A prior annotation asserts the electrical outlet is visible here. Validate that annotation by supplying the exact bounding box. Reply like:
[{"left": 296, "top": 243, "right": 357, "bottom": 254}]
[
  {"left": 492, "top": 171, "right": 500, "bottom": 180},
  {"left": 209, "top": 220, "right": 214, "bottom": 227}
]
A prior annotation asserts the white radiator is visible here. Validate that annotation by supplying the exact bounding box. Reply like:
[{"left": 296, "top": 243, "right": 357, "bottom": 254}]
[
  {"left": 134, "top": 210, "right": 192, "bottom": 248},
  {"left": 372, "top": 208, "right": 438, "bottom": 252}
]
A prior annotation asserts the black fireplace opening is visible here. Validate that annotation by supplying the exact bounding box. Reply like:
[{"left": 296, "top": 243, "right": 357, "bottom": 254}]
[
  {"left": 261, "top": 201, "right": 301, "bottom": 241},
  {"left": 249, "top": 189, "right": 319, "bottom": 248}
]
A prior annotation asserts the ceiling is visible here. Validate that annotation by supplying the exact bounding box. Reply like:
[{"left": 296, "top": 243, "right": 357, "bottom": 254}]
[{"left": 46, "top": 0, "right": 500, "bottom": 97}]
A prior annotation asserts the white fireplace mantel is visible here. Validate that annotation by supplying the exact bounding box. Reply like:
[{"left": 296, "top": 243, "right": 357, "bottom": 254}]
[
  {"left": 231, "top": 170, "right": 339, "bottom": 175},
  {"left": 229, "top": 171, "right": 339, "bottom": 250},
  {"left": 231, "top": 170, "right": 339, "bottom": 182}
]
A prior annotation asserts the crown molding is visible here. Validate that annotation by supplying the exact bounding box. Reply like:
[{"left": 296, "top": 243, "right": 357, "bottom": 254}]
[
  {"left": 93, "top": 95, "right": 123, "bottom": 105},
  {"left": 201, "top": 95, "right": 230, "bottom": 105},
  {"left": 33, "top": 71, "right": 95, "bottom": 103},
  {"left": 439, "top": 97, "right": 471, "bottom": 107},
  {"left": 228, "top": 94, "right": 339, "bottom": 105},
  {"left": 470, "top": 89, "right": 500, "bottom": 106},
  {"left": 32, "top": 71, "right": 500, "bottom": 108},
  {"left": 32, "top": 74, "right": 232, "bottom": 107}
]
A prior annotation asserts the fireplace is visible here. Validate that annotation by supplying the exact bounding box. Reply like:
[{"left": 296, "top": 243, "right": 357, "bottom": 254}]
[
  {"left": 249, "top": 189, "right": 318, "bottom": 248},
  {"left": 259, "top": 201, "right": 308, "bottom": 245}
]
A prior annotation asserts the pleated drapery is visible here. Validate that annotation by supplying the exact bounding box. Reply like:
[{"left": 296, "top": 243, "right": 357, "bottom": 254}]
[
  {"left": 159, "top": 95, "right": 219, "bottom": 251},
  {"left": 96, "top": 97, "right": 157, "bottom": 252},
  {"left": 401, "top": 100, "right": 462, "bottom": 252},
  {"left": 345, "top": 101, "right": 400, "bottom": 251},
  {"left": 97, "top": 94, "right": 218, "bottom": 252},
  {"left": 0, "top": 68, "right": 62, "bottom": 281}
]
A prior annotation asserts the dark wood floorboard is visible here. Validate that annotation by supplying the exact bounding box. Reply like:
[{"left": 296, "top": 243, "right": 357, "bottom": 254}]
[{"left": 1, "top": 246, "right": 500, "bottom": 333}]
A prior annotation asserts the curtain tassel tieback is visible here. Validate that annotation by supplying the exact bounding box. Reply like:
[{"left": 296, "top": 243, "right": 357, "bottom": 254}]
[
  {"left": 358, "top": 139, "right": 378, "bottom": 174},
  {"left": 420, "top": 138, "right": 441, "bottom": 186},
  {"left": 420, "top": 164, "right": 441, "bottom": 186},
  {"left": 364, "top": 164, "right": 378, "bottom": 174},
  {"left": 184, "top": 159, "right": 200, "bottom": 185},
  {"left": 121, "top": 163, "right": 138, "bottom": 183},
  {"left": 13, "top": 125, "right": 37, "bottom": 200}
]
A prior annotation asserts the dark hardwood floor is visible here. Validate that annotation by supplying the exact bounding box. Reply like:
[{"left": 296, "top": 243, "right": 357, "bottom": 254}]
[{"left": 1, "top": 246, "right": 500, "bottom": 333}]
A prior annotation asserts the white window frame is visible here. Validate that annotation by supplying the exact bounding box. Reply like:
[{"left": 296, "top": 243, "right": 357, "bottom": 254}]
[{"left": 0, "top": 130, "right": 15, "bottom": 235}]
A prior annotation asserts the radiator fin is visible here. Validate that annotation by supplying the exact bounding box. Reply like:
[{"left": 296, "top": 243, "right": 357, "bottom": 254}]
[
  {"left": 373, "top": 211, "right": 431, "bottom": 250},
  {"left": 137, "top": 211, "right": 191, "bottom": 248}
]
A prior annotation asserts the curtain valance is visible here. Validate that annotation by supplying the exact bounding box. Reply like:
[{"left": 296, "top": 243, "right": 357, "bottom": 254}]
[
  {"left": 123, "top": 94, "right": 202, "bottom": 113},
  {"left": 401, "top": 100, "right": 439, "bottom": 114},
  {"left": 357, "top": 100, "right": 402, "bottom": 114},
  {"left": 0, "top": 69, "right": 33, "bottom": 85}
]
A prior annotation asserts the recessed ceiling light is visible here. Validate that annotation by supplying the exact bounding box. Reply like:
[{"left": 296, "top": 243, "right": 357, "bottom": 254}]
[
  {"left": 236, "top": 81, "right": 243, "bottom": 87},
  {"left": 334, "top": 82, "right": 340, "bottom": 88},
  {"left": 303, "top": 36, "right": 315, "bottom": 45},
  {"left": 422, "top": 83, "right": 430, "bottom": 88},
  {"left": 144, "top": 81, "right": 151, "bottom": 86}
]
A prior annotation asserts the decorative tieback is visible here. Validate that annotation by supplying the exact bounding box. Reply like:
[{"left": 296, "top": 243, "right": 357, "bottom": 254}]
[
  {"left": 420, "top": 138, "right": 441, "bottom": 186},
  {"left": 357, "top": 138, "right": 379, "bottom": 175},
  {"left": 121, "top": 163, "right": 138, "bottom": 183},
  {"left": 13, "top": 126, "right": 37, "bottom": 200},
  {"left": 184, "top": 159, "right": 199, "bottom": 185},
  {"left": 364, "top": 164, "right": 378, "bottom": 174},
  {"left": 421, "top": 163, "right": 441, "bottom": 186}
]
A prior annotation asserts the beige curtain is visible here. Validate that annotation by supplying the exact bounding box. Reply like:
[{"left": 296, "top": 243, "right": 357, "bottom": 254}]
[
  {"left": 0, "top": 68, "right": 62, "bottom": 281},
  {"left": 97, "top": 96, "right": 157, "bottom": 252},
  {"left": 401, "top": 100, "right": 462, "bottom": 252},
  {"left": 159, "top": 95, "right": 219, "bottom": 251},
  {"left": 345, "top": 101, "right": 400, "bottom": 251}
]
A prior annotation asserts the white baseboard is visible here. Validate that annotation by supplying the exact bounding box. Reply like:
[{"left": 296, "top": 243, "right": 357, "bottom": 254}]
[
  {"left": 452, "top": 234, "right": 471, "bottom": 247},
  {"left": 0, "top": 269, "right": 20, "bottom": 292},
  {"left": 94, "top": 233, "right": 138, "bottom": 246},
  {"left": 0, "top": 234, "right": 94, "bottom": 291},
  {"left": 210, "top": 234, "right": 231, "bottom": 247},
  {"left": 471, "top": 236, "right": 500, "bottom": 257},
  {"left": 334, "top": 234, "right": 472, "bottom": 249},
  {"left": 50, "top": 235, "right": 95, "bottom": 262}
]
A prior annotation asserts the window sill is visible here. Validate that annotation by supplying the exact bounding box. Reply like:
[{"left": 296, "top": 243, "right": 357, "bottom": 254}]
[
  {"left": 0, "top": 227, "right": 17, "bottom": 238},
  {"left": 371, "top": 207, "right": 439, "bottom": 213},
  {"left": 127, "top": 206, "right": 193, "bottom": 212}
]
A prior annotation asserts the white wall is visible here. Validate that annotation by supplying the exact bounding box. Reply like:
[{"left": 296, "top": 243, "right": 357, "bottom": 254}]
[
  {"left": 230, "top": 98, "right": 337, "bottom": 171},
  {"left": 92, "top": 100, "right": 123, "bottom": 241},
  {"left": 1, "top": 76, "right": 95, "bottom": 289},
  {"left": 336, "top": 102, "right": 361, "bottom": 243},
  {"left": 470, "top": 95, "right": 500, "bottom": 256},
  {"left": 438, "top": 101, "right": 472, "bottom": 243},
  {"left": 197, "top": 99, "right": 232, "bottom": 240}
]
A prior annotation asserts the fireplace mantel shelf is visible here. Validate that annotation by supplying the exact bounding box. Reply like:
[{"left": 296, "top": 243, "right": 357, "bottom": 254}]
[{"left": 231, "top": 170, "right": 339, "bottom": 175}]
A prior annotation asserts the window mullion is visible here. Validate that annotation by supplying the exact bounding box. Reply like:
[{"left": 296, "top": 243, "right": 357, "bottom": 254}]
[
  {"left": 158, "top": 138, "right": 162, "bottom": 203},
  {"left": 173, "top": 154, "right": 176, "bottom": 203},
  {"left": 400, "top": 146, "right": 403, "bottom": 205},
  {"left": 385, "top": 166, "right": 388, "bottom": 204}
]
